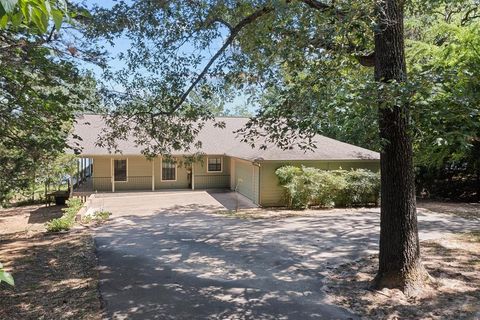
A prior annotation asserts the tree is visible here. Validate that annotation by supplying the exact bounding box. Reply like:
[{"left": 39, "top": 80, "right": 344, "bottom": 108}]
[
  {"left": 372, "top": 0, "right": 429, "bottom": 292},
  {"left": 0, "top": 0, "right": 103, "bottom": 204},
  {"left": 89, "top": 0, "right": 453, "bottom": 292}
]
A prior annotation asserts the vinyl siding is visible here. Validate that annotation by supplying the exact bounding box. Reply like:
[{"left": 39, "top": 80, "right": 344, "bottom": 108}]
[
  {"left": 116, "top": 156, "right": 152, "bottom": 191},
  {"left": 91, "top": 157, "right": 112, "bottom": 191},
  {"left": 259, "top": 160, "right": 380, "bottom": 207},
  {"left": 193, "top": 155, "right": 231, "bottom": 189},
  {"left": 154, "top": 157, "right": 190, "bottom": 189}
]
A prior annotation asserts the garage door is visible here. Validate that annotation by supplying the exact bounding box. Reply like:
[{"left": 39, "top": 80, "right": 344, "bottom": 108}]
[{"left": 234, "top": 160, "right": 259, "bottom": 204}]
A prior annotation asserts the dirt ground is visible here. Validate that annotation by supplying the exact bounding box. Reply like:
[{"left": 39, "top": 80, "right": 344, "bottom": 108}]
[
  {"left": 0, "top": 205, "right": 64, "bottom": 235},
  {"left": 326, "top": 232, "right": 480, "bottom": 319},
  {"left": 0, "top": 204, "right": 102, "bottom": 320}
]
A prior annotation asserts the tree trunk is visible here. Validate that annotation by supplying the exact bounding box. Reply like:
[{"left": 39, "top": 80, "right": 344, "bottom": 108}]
[{"left": 373, "top": 0, "right": 430, "bottom": 294}]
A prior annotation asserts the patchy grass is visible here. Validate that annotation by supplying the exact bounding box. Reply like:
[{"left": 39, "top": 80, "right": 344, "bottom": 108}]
[
  {"left": 325, "top": 234, "right": 480, "bottom": 319},
  {"left": 0, "top": 228, "right": 101, "bottom": 320}
]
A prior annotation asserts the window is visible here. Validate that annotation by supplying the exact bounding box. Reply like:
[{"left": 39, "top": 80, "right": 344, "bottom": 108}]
[
  {"left": 207, "top": 157, "right": 222, "bottom": 172},
  {"left": 114, "top": 159, "right": 127, "bottom": 182},
  {"left": 162, "top": 160, "right": 176, "bottom": 181}
]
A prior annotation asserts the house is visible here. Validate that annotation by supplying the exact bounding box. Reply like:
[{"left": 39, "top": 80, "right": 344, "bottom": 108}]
[{"left": 71, "top": 114, "right": 380, "bottom": 206}]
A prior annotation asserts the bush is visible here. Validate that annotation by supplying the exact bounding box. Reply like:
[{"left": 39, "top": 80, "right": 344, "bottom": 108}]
[
  {"left": 46, "top": 198, "right": 83, "bottom": 232},
  {"left": 275, "top": 166, "right": 380, "bottom": 209},
  {"left": 275, "top": 166, "right": 309, "bottom": 209}
]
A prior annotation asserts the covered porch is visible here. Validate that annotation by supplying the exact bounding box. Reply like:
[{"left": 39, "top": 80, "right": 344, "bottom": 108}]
[{"left": 72, "top": 155, "right": 232, "bottom": 196}]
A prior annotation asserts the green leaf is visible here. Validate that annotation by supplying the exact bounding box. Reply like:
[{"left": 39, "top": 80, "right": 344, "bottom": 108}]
[
  {"left": 0, "top": 0, "right": 18, "bottom": 14},
  {"left": 52, "top": 9, "right": 62, "bottom": 30},
  {"left": 10, "top": 10, "right": 22, "bottom": 26},
  {"left": 0, "top": 14, "right": 7, "bottom": 27},
  {"left": 31, "top": 9, "right": 47, "bottom": 33},
  {"left": 0, "top": 270, "right": 14, "bottom": 286}
]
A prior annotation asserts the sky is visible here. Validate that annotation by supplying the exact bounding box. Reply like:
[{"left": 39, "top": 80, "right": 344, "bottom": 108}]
[{"left": 76, "top": 0, "right": 252, "bottom": 114}]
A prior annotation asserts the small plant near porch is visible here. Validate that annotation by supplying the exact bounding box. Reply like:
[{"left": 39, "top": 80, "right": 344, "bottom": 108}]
[{"left": 45, "top": 198, "right": 83, "bottom": 232}]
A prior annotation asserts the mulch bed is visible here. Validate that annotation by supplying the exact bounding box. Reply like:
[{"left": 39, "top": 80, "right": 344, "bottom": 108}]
[{"left": 0, "top": 228, "right": 102, "bottom": 320}]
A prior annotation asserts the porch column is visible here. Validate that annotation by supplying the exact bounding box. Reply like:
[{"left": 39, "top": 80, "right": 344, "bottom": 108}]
[
  {"left": 151, "top": 158, "right": 155, "bottom": 191},
  {"left": 77, "top": 159, "right": 80, "bottom": 186},
  {"left": 192, "top": 163, "right": 195, "bottom": 190},
  {"left": 111, "top": 158, "right": 115, "bottom": 192}
]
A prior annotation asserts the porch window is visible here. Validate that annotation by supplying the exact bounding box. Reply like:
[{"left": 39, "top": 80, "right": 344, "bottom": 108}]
[
  {"left": 207, "top": 157, "right": 222, "bottom": 172},
  {"left": 162, "top": 160, "right": 176, "bottom": 181},
  {"left": 114, "top": 159, "right": 127, "bottom": 182}
]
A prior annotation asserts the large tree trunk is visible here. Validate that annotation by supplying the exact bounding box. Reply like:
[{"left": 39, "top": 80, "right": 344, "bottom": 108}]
[{"left": 373, "top": 0, "right": 430, "bottom": 294}]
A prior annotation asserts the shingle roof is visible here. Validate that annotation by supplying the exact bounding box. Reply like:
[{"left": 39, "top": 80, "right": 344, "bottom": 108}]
[{"left": 71, "top": 114, "right": 379, "bottom": 161}]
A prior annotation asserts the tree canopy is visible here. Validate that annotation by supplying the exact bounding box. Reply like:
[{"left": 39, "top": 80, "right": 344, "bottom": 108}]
[{"left": 0, "top": 0, "right": 103, "bottom": 203}]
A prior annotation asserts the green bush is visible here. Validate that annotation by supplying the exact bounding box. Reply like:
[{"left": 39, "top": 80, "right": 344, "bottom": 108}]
[
  {"left": 46, "top": 198, "right": 83, "bottom": 232},
  {"left": 275, "top": 166, "right": 380, "bottom": 209},
  {"left": 275, "top": 166, "right": 309, "bottom": 209}
]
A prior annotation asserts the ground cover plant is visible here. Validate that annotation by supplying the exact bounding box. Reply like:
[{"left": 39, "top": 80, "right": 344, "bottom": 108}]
[{"left": 46, "top": 198, "right": 83, "bottom": 232}]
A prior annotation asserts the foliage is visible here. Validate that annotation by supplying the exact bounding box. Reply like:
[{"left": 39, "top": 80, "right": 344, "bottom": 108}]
[
  {"left": 0, "top": 0, "right": 103, "bottom": 204},
  {"left": 92, "top": 210, "right": 111, "bottom": 221},
  {"left": 45, "top": 198, "right": 82, "bottom": 232},
  {"left": 0, "top": 262, "right": 14, "bottom": 287},
  {"left": 276, "top": 166, "right": 380, "bottom": 209},
  {"left": 87, "top": 0, "right": 374, "bottom": 155},
  {"left": 81, "top": 210, "right": 111, "bottom": 224},
  {"left": 0, "top": 0, "right": 69, "bottom": 33}
]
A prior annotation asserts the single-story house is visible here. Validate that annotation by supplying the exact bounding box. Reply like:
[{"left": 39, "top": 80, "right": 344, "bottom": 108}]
[{"left": 71, "top": 114, "right": 380, "bottom": 206}]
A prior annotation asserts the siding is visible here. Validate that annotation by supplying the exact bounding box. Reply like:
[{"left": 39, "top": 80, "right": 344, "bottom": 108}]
[
  {"left": 116, "top": 157, "right": 152, "bottom": 191},
  {"left": 154, "top": 157, "right": 190, "bottom": 189},
  {"left": 259, "top": 160, "right": 380, "bottom": 207},
  {"left": 193, "top": 155, "right": 231, "bottom": 189},
  {"left": 92, "top": 157, "right": 112, "bottom": 191}
]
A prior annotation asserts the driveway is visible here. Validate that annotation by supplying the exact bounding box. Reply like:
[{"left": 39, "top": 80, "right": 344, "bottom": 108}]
[{"left": 91, "top": 192, "right": 480, "bottom": 319}]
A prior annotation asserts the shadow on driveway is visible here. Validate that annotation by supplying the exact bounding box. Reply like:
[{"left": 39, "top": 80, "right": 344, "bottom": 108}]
[{"left": 94, "top": 204, "right": 480, "bottom": 319}]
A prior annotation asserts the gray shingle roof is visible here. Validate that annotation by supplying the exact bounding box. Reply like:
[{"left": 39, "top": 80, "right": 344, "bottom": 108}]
[{"left": 71, "top": 114, "right": 379, "bottom": 161}]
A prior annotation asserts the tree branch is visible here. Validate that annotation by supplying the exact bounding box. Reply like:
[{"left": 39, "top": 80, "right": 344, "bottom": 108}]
[
  {"left": 154, "top": 6, "right": 274, "bottom": 117},
  {"left": 298, "top": 0, "right": 335, "bottom": 11}
]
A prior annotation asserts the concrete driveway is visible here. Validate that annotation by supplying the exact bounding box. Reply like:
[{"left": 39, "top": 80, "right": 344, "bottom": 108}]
[{"left": 91, "top": 192, "right": 480, "bottom": 319}]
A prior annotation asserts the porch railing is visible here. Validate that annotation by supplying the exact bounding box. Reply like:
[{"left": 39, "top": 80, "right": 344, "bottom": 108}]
[
  {"left": 74, "top": 177, "right": 111, "bottom": 193},
  {"left": 194, "top": 174, "right": 230, "bottom": 189},
  {"left": 115, "top": 176, "right": 152, "bottom": 191},
  {"left": 73, "top": 176, "right": 153, "bottom": 193}
]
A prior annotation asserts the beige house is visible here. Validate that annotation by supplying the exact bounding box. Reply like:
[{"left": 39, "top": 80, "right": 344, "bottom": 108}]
[{"left": 72, "top": 115, "right": 380, "bottom": 206}]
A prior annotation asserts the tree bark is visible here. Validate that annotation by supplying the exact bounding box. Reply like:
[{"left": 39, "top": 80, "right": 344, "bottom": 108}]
[{"left": 373, "top": 0, "right": 430, "bottom": 294}]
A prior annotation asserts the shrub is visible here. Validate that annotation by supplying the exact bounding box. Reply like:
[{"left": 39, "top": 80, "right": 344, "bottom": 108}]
[
  {"left": 46, "top": 198, "right": 83, "bottom": 232},
  {"left": 343, "top": 169, "right": 381, "bottom": 206},
  {"left": 276, "top": 166, "right": 380, "bottom": 209},
  {"left": 275, "top": 166, "right": 309, "bottom": 209}
]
